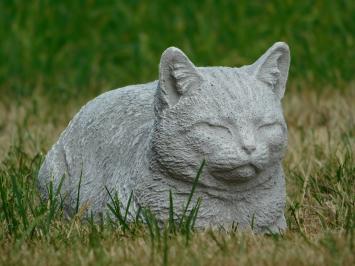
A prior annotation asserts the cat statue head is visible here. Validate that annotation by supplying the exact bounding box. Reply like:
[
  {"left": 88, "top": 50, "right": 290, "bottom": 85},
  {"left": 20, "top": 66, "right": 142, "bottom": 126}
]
[{"left": 151, "top": 42, "right": 290, "bottom": 195}]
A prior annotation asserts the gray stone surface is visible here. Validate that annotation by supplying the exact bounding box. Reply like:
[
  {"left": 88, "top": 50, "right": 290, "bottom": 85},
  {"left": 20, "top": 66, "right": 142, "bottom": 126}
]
[{"left": 38, "top": 42, "right": 291, "bottom": 233}]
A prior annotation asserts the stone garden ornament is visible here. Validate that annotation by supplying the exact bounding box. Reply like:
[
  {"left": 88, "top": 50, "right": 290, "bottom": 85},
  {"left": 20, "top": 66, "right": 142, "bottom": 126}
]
[{"left": 38, "top": 42, "right": 291, "bottom": 233}]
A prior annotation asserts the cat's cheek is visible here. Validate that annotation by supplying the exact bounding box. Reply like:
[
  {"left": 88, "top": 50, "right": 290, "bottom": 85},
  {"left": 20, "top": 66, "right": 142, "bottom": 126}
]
[
  {"left": 269, "top": 143, "right": 285, "bottom": 155},
  {"left": 259, "top": 130, "right": 287, "bottom": 155},
  {"left": 187, "top": 135, "right": 215, "bottom": 156},
  {"left": 268, "top": 135, "right": 287, "bottom": 155}
]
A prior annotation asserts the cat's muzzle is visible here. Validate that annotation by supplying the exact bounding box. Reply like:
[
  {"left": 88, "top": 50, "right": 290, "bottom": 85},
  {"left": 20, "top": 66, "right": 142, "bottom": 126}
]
[{"left": 210, "top": 164, "right": 258, "bottom": 182}]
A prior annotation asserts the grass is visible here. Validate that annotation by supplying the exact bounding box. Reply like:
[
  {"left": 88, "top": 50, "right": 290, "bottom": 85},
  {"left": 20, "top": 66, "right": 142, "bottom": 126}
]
[
  {"left": 0, "top": 0, "right": 354, "bottom": 101},
  {"left": 0, "top": 87, "right": 354, "bottom": 265},
  {"left": 0, "top": 1, "right": 354, "bottom": 265}
]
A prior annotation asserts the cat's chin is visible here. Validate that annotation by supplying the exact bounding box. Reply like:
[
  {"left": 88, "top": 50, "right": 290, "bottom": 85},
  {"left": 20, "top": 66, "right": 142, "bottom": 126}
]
[{"left": 210, "top": 164, "right": 258, "bottom": 183}]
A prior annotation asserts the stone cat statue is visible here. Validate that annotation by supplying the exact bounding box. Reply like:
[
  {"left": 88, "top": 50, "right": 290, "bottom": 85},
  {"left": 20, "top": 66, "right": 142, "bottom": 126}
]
[{"left": 38, "top": 42, "right": 290, "bottom": 233}]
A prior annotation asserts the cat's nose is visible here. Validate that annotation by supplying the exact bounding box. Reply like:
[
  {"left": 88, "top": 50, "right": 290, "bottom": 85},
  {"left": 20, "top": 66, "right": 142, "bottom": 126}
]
[{"left": 242, "top": 144, "right": 256, "bottom": 154}]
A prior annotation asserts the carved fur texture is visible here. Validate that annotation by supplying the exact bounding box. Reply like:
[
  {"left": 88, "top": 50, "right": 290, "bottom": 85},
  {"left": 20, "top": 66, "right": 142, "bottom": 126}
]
[{"left": 38, "top": 42, "right": 291, "bottom": 233}]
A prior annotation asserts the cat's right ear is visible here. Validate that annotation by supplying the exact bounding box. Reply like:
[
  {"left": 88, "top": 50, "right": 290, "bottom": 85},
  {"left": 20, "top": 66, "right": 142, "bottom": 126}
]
[
  {"left": 246, "top": 42, "right": 290, "bottom": 99},
  {"left": 157, "top": 47, "right": 203, "bottom": 112}
]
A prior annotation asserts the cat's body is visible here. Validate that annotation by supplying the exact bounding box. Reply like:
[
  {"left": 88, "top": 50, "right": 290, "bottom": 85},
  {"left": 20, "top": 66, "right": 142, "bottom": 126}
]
[{"left": 38, "top": 42, "right": 291, "bottom": 232}]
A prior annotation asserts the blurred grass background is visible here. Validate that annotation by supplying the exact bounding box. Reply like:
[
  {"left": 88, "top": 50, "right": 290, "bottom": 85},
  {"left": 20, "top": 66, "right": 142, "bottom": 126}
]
[
  {"left": 0, "top": 0, "right": 354, "bottom": 102},
  {"left": 0, "top": 2, "right": 354, "bottom": 265}
]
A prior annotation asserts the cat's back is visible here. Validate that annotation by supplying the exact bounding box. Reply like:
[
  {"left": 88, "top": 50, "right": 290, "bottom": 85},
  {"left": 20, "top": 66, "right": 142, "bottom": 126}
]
[
  {"left": 38, "top": 81, "right": 157, "bottom": 204},
  {"left": 71, "top": 80, "right": 157, "bottom": 138}
]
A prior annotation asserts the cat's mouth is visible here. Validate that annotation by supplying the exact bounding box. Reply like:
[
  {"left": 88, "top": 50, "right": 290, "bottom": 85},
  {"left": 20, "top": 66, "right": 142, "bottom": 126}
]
[{"left": 210, "top": 164, "right": 258, "bottom": 182}]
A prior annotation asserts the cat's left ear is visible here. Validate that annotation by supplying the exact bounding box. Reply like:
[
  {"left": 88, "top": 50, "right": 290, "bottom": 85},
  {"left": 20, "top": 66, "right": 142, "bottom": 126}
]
[
  {"left": 248, "top": 42, "right": 290, "bottom": 99},
  {"left": 158, "top": 47, "right": 203, "bottom": 110}
]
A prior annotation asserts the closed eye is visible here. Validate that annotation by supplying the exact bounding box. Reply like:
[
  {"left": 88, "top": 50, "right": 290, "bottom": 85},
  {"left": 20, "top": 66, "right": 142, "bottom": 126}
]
[
  {"left": 189, "top": 122, "right": 232, "bottom": 137},
  {"left": 258, "top": 122, "right": 282, "bottom": 129}
]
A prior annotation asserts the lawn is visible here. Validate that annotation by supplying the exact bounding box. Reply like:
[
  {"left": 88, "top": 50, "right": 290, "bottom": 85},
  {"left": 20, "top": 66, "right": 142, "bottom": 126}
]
[{"left": 0, "top": 1, "right": 354, "bottom": 265}]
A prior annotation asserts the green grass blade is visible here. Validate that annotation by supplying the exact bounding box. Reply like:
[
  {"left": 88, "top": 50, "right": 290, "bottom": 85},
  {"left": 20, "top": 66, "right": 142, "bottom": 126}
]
[{"left": 179, "top": 159, "right": 205, "bottom": 228}]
